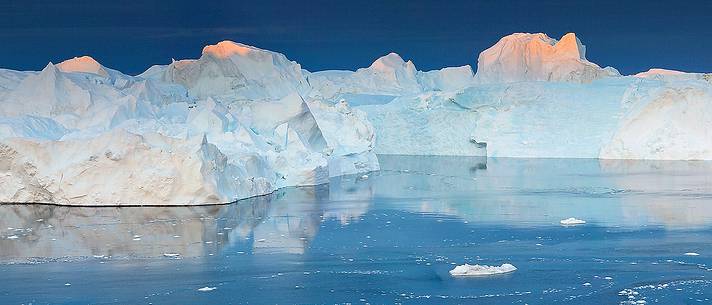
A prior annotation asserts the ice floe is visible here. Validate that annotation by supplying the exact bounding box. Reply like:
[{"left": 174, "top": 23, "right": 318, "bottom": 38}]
[
  {"left": 560, "top": 218, "right": 587, "bottom": 225},
  {"left": 449, "top": 263, "right": 517, "bottom": 276}
]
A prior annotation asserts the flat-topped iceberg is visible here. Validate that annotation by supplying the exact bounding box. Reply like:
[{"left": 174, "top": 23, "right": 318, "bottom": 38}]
[{"left": 449, "top": 263, "right": 517, "bottom": 276}]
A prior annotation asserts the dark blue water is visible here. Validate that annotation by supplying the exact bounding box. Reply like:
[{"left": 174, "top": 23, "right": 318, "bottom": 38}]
[{"left": 2, "top": 156, "right": 712, "bottom": 304}]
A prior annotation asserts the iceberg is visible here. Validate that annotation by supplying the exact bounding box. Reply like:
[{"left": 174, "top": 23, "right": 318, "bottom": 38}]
[
  {"left": 0, "top": 43, "right": 377, "bottom": 206},
  {"left": 449, "top": 263, "right": 517, "bottom": 276},
  {"left": 1, "top": 32, "right": 712, "bottom": 206}
]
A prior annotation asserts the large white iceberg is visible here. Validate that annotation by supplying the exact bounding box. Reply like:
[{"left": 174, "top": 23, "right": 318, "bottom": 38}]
[
  {"left": 1, "top": 32, "right": 712, "bottom": 205},
  {"left": 0, "top": 43, "right": 378, "bottom": 206}
]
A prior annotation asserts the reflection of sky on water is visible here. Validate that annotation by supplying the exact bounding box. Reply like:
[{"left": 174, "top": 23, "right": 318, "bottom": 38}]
[{"left": 1, "top": 155, "right": 712, "bottom": 261}]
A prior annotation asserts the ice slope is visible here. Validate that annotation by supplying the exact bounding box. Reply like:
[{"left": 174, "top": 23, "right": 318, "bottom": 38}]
[
  {"left": 0, "top": 131, "right": 276, "bottom": 205},
  {"left": 600, "top": 78, "right": 712, "bottom": 160},
  {"left": 474, "top": 33, "right": 620, "bottom": 84}
]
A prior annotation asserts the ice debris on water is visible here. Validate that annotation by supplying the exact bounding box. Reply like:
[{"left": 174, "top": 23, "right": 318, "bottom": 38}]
[
  {"left": 560, "top": 217, "right": 586, "bottom": 225},
  {"left": 449, "top": 263, "right": 517, "bottom": 276},
  {"left": 197, "top": 287, "right": 216, "bottom": 292}
]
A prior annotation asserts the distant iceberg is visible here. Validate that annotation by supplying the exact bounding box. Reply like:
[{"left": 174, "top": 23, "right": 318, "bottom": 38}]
[{"left": 560, "top": 218, "right": 587, "bottom": 225}]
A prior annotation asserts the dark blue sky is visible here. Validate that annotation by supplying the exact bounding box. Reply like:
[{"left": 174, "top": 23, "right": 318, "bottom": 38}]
[{"left": 1, "top": 0, "right": 711, "bottom": 75}]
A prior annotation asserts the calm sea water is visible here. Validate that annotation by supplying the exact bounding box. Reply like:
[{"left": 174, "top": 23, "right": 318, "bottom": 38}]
[{"left": 2, "top": 156, "right": 712, "bottom": 304}]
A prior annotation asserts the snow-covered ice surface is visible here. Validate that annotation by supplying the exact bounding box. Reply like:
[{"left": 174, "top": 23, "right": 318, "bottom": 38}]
[
  {"left": 2, "top": 156, "right": 712, "bottom": 304},
  {"left": 449, "top": 263, "right": 517, "bottom": 276}
]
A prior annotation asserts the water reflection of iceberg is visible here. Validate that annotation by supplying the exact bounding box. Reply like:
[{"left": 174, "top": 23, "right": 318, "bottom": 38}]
[
  {"left": 0, "top": 204, "right": 226, "bottom": 261},
  {"left": 0, "top": 182, "right": 367, "bottom": 261},
  {"left": 3, "top": 156, "right": 712, "bottom": 262},
  {"left": 600, "top": 159, "right": 712, "bottom": 229}
]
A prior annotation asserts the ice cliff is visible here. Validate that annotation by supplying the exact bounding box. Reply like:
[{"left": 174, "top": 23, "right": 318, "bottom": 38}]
[{"left": 1, "top": 32, "right": 711, "bottom": 205}]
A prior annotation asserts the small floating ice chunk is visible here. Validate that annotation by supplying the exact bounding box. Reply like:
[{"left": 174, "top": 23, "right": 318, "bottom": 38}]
[
  {"left": 684, "top": 252, "right": 700, "bottom": 256},
  {"left": 197, "top": 286, "right": 216, "bottom": 292},
  {"left": 583, "top": 282, "right": 592, "bottom": 286},
  {"left": 560, "top": 218, "right": 586, "bottom": 225},
  {"left": 163, "top": 253, "right": 181, "bottom": 258},
  {"left": 360, "top": 174, "right": 369, "bottom": 180},
  {"left": 6, "top": 235, "right": 18, "bottom": 240},
  {"left": 449, "top": 263, "right": 517, "bottom": 276},
  {"left": 64, "top": 283, "right": 71, "bottom": 286}
]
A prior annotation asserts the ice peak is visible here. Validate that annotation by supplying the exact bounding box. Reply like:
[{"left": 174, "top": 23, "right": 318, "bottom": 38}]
[
  {"left": 57, "top": 56, "right": 108, "bottom": 77},
  {"left": 41, "top": 62, "right": 58, "bottom": 73},
  {"left": 36, "top": 62, "right": 62, "bottom": 81},
  {"left": 201, "top": 40, "right": 263, "bottom": 59},
  {"left": 475, "top": 32, "right": 617, "bottom": 83},
  {"left": 369, "top": 52, "right": 417, "bottom": 74},
  {"left": 554, "top": 33, "right": 586, "bottom": 60},
  {"left": 370, "top": 53, "right": 406, "bottom": 69}
]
